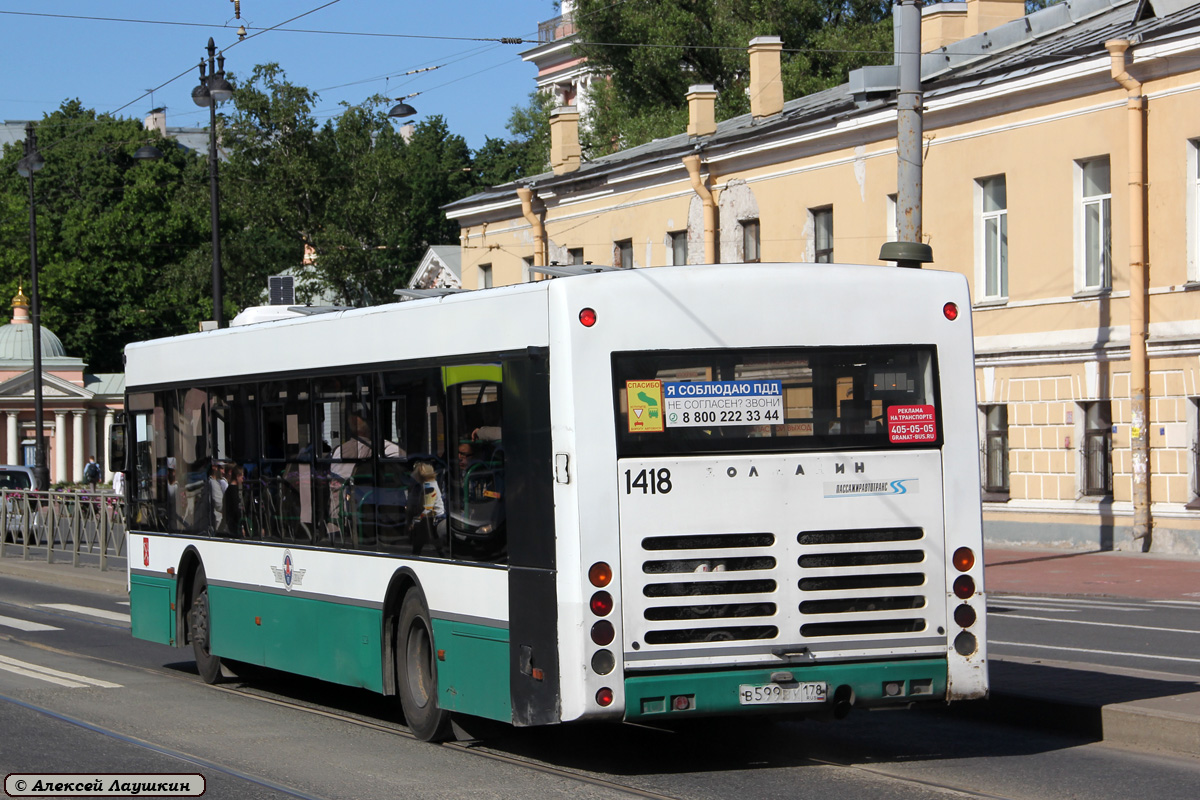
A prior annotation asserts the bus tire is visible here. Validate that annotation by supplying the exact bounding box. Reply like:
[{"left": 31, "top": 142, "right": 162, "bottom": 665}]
[
  {"left": 189, "top": 566, "right": 223, "bottom": 685},
  {"left": 396, "top": 590, "right": 452, "bottom": 742}
]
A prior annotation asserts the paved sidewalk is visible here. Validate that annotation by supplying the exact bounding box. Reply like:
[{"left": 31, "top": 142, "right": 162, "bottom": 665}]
[{"left": 1, "top": 547, "right": 1198, "bottom": 756}]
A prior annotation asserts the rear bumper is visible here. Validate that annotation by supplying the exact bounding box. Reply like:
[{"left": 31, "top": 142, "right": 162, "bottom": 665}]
[{"left": 624, "top": 657, "right": 948, "bottom": 720}]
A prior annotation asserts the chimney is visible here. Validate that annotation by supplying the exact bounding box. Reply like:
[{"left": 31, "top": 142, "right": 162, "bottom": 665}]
[
  {"left": 922, "top": 0, "right": 1025, "bottom": 53},
  {"left": 549, "top": 106, "right": 581, "bottom": 174},
  {"left": 966, "top": 0, "right": 1025, "bottom": 36},
  {"left": 144, "top": 107, "right": 167, "bottom": 136},
  {"left": 748, "top": 36, "right": 784, "bottom": 120},
  {"left": 686, "top": 84, "right": 718, "bottom": 138}
]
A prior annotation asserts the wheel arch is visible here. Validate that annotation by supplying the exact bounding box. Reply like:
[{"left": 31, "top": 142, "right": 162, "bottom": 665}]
[
  {"left": 177, "top": 546, "right": 204, "bottom": 647},
  {"left": 381, "top": 566, "right": 424, "bottom": 696}
]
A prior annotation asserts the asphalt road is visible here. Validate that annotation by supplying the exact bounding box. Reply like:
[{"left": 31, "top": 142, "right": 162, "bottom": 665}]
[{"left": 987, "top": 593, "right": 1200, "bottom": 678}]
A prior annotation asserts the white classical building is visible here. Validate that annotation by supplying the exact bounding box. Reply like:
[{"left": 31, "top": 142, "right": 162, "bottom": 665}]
[{"left": 0, "top": 288, "right": 123, "bottom": 484}]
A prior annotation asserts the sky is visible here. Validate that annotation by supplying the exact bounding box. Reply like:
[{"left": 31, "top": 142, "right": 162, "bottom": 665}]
[{"left": 0, "top": 0, "right": 558, "bottom": 150}]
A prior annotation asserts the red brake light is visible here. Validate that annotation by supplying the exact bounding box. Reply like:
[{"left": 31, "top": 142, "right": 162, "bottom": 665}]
[
  {"left": 943, "top": 302, "right": 959, "bottom": 321},
  {"left": 953, "top": 547, "right": 975, "bottom": 572},
  {"left": 590, "top": 590, "right": 613, "bottom": 616},
  {"left": 596, "top": 687, "right": 614, "bottom": 706},
  {"left": 579, "top": 307, "right": 597, "bottom": 327},
  {"left": 953, "top": 575, "right": 976, "bottom": 599},
  {"left": 589, "top": 562, "right": 612, "bottom": 587},
  {"left": 591, "top": 620, "right": 615, "bottom": 646},
  {"left": 953, "top": 603, "right": 978, "bottom": 628}
]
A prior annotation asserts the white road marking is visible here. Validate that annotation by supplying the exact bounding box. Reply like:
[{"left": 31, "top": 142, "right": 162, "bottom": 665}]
[
  {"left": 989, "top": 603, "right": 1081, "bottom": 613},
  {"left": 989, "top": 613, "right": 1200, "bottom": 634},
  {"left": 993, "top": 596, "right": 1149, "bottom": 612},
  {"left": 0, "top": 615, "right": 61, "bottom": 632},
  {"left": 0, "top": 655, "right": 122, "bottom": 688},
  {"left": 38, "top": 603, "right": 131, "bottom": 623},
  {"left": 990, "top": 640, "right": 1200, "bottom": 665}
]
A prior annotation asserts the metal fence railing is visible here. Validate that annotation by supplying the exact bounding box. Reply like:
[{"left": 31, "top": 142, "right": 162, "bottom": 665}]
[{"left": 0, "top": 489, "right": 126, "bottom": 571}]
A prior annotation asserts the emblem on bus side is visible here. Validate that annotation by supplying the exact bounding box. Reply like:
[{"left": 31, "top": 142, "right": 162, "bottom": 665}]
[{"left": 270, "top": 549, "right": 306, "bottom": 591}]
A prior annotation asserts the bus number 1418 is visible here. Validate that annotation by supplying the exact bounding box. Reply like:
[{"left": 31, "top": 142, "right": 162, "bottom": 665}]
[{"left": 624, "top": 468, "right": 673, "bottom": 495}]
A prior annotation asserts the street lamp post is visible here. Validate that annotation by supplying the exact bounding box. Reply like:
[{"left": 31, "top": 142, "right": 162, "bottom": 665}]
[
  {"left": 16, "top": 123, "right": 48, "bottom": 490},
  {"left": 192, "top": 37, "right": 234, "bottom": 328}
]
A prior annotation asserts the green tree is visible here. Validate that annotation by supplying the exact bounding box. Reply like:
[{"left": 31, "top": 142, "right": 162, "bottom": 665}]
[
  {"left": 571, "top": 0, "right": 893, "bottom": 152},
  {"left": 472, "top": 90, "right": 553, "bottom": 185},
  {"left": 0, "top": 101, "right": 213, "bottom": 371},
  {"left": 221, "top": 63, "right": 322, "bottom": 309}
]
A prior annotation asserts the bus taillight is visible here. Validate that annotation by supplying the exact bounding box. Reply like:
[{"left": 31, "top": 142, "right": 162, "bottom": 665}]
[
  {"left": 579, "top": 307, "right": 597, "bottom": 327},
  {"left": 591, "top": 620, "right": 615, "bottom": 646},
  {"left": 952, "top": 575, "right": 975, "bottom": 599},
  {"left": 953, "top": 604, "right": 977, "bottom": 628},
  {"left": 596, "top": 687, "right": 614, "bottom": 706},
  {"left": 588, "top": 562, "right": 612, "bottom": 587},
  {"left": 943, "top": 302, "right": 959, "bottom": 320},
  {"left": 952, "top": 547, "right": 975, "bottom": 572},
  {"left": 590, "top": 591, "right": 613, "bottom": 616}
]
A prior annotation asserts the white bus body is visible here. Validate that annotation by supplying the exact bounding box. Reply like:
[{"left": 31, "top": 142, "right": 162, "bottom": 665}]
[{"left": 123, "top": 263, "right": 986, "bottom": 739}]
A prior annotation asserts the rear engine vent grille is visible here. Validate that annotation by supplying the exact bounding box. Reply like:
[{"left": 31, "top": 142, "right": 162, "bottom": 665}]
[
  {"left": 799, "top": 527, "right": 922, "bottom": 545},
  {"left": 639, "top": 532, "right": 777, "bottom": 645},
  {"left": 643, "top": 532, "right": 775, "bottom": 550},
  {"left": 645, "top": 626, "right": 778, "bottom": 644}
]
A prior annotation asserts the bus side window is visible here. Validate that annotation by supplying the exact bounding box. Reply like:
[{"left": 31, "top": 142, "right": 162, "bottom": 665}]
[{"left": 446, "top": 377, "right": 506, "bottom": 563}]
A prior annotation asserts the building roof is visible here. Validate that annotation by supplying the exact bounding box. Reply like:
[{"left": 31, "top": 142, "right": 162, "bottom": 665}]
[{"left": 447, "top": 0, "right": 1196, "bottom": 217}]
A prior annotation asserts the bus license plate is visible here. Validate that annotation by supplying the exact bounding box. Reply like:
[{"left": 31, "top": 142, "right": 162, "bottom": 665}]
[{"left": 738, "top": 682, "right": 827, "bottom": 705}]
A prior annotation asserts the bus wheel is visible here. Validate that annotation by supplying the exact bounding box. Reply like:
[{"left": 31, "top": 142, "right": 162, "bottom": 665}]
[
  {"left": 397, "top": 590, "right": 452, "bottom": 742},
  {"left": 189, "top": 566, "right": 223, "bottom": 684}
]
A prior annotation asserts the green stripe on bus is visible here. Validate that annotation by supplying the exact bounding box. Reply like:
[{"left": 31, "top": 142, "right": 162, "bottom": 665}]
[
  {"left": 624, "top": 658, "right": 948, "bottom": 719},
  {"left": 432, "top": 618, "right": 511, "bottom": 723},
  {"left": 208, "top": 585, "right": 386, "bottom": 693},
  {"left": 130, "top": 574, "right": 177, "bottom": 646}
]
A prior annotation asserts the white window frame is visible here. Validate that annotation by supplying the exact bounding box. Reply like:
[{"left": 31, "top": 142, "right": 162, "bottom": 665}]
[
  {"left": 1075, "top": 157, "right": 1112, "bottom": 292},
  {"left": 478, "top": 262, "right": 493, "bottom": 290},
  {"left": 884, "top": 193, "right": 898, "bottom": 249},
  {"left": 741, "top": 220, "right": 760, "bottom": 263},
  {"left": 615, "top": 239, "right": 633, "bottom": 269},
  {"left": 809, "top": 206, "right": 833, "bottom": 263},
  {"left": 1188, "top": 140, "right": 1200, "bottom": 284},
  {"left": 668, "top": 231, "right": 688, "bottom": 266},
  {"left": 975, "top": 175, "right": 1008, "bottom": 301}
]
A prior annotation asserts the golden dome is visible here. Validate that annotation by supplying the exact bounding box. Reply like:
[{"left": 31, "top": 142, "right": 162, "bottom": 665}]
[{"left": 12, "top": 283, "right": 28, "bottom": 308}]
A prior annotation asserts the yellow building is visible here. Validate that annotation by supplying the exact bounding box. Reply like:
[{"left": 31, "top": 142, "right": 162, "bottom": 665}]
[{"left": 445, "top": 0, "right": 1200, "bottom": 553}]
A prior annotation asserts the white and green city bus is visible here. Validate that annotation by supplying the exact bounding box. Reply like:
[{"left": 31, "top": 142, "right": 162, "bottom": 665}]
[{"left": 119, "top": 263, "right": 988, "bottom": 741}]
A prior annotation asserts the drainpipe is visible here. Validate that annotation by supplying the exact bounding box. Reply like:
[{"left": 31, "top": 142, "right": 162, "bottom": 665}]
[
  {"left": 682, "top": 154, "right": 716, "bottom": 264},
  {"left": 1106, "top": 39, "right": 1150, "bottom": 548},
  {"left": 516, "top": 186, "right": 546, "bottom": 270}
]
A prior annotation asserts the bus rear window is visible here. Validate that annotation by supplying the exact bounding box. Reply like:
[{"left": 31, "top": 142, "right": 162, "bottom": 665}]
[{"left": 613, "top": 346, "right": 940, "bottom": 456}]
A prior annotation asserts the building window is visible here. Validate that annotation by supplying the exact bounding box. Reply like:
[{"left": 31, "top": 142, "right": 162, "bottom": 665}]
[
  {"left": 811, "top": 207, "right": 833, "bottom": 262},
  {"left": 1189, "top": 141, "right": 1200, "bottom": 284},
  {"left": 982, "top": 405, "right": 1008, "bottom": 499},
  {"left": 669, "top": 231, "right": 688, "bottom": 266},
  {"left": 1081, "top": 401, "right": 1112, "bottom": 497},
  {"left": 568, "top": 248, "right": 585, "bottom": 266},
  {"left": 741, "top": 220, "right": 760, "bottom": 263},
  {"left": 615, "top": 239, "right": 633, "bottom": 269},
  {"left": 1079, "top": 157, "right": 1111, "bottom": 291},
  {"left": 478, "top": 263, "right": 493, "bottom": 289},
  {"left": 978, "top": 176, "right": 1008, "bottom": 299},
  {"left": 1189, "top": 397, "right": 1200, "bottom": 509},
  {"left": 885, "top": 193, "right": 897, "bottom": 247}
]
